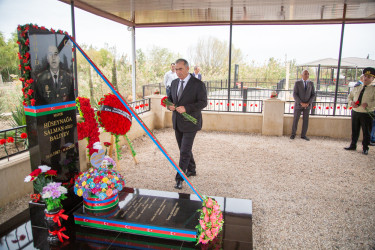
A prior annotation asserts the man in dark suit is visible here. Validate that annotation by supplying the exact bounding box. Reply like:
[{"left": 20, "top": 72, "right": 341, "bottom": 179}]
[
  {"left": 193, "top": 66, "right": 202, "bottom": 80},
  {"left": 290, "top": 69, "right": 316, "bottom": 141},
  {"left": 167, "top": 59, "right": 207, "bottom": 189},
  {"left": 35, "top": 45, "right": 74, "bottom": 105}
]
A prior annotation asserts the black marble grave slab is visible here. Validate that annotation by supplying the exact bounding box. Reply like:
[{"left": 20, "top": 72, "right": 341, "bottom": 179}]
[{"left": 0, "top": 187, "right": 253, "bottom": 249}]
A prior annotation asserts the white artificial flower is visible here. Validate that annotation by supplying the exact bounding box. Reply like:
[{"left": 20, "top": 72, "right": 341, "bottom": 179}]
[
  {"left": 93, "top": 142, "right": 102, "bottom": 150},
  {"left": 38, "top": 165, "right": 51, "bottom": 172},
  {"left": 101, "top": 160, "right": 109, "bottom": 166},
  {"left": 42, "top": 191, "right": 52, "bottom": 199},
  {"left": 24, "top": 175, "right": 32, "bottom": 182},
  {"left": 58, "top": 186, "right": 68, "bottom": 194}
]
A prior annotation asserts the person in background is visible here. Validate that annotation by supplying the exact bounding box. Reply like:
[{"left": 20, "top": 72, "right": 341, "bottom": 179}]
[
  {"left": 167, "top": 59, "right": 207, "bottom": 189},
  {"left": 354, "top": 74, "right": 365, "bottom": 87},
  {"left": 192, "top": 66, "right": 202, "bottom": 80},
  {"left": 163, "top": 63, "right": 178, "bottom": 97},
  {"left": 344, "top": 67, "right": 375, "bottom": 155},
  {"left": 290, "top": 69, "right": 316, "bottom": 141}
]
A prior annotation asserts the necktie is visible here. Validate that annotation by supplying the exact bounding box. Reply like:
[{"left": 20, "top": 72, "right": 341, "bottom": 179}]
[
  {"left": 53, "top": 74, "right": 58, "bottom": 88},
  {"left": 177, "top": 80, "right": 184, "bottom": 100},
  {"left": 357, "top": 85, "right": 367, "bottom": 105},
  {"left": 304, "top": 81, "right": 307, "bottom": 90}
]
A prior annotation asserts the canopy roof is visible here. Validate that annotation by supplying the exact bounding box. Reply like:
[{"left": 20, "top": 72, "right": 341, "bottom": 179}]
[
  {"left": 59, "top": 0, "right": 375, "bottom": 27},
  {"left": 299, "top": 57, "right": 375, "bottom": 68}
]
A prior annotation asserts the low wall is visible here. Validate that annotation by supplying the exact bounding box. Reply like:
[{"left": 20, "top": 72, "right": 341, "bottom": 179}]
[{"left": 0, "top": 96, "right": 354, "bottom": 207}]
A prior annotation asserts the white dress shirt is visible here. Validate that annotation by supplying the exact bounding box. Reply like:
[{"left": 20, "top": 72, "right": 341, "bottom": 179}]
[{"left": 164, "top": 70, "right": 178, "bottom": 88}]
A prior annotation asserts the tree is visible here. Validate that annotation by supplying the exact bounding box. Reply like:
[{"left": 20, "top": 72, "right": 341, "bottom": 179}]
[{"left": 0, "top": 31, "right": 19, "bottom": 82}]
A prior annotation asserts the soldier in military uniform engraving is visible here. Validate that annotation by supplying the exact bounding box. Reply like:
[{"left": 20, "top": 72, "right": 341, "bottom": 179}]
[{"left": 35, "top": 45, "right": 74, "bottom": 105}]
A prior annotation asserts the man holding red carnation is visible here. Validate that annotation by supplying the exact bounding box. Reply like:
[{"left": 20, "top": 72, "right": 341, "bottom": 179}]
[
  {"left": 167, "top": 59, "right": 207, "bottom": 189},
  {"left": 345, "top": 67, "right": 375, "bottom": 155}
]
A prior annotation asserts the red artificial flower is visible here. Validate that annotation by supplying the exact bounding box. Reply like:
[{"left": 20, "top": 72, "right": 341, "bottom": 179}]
[
  {"left": 22, "top": 59, "right": 28, "bottom": 64},
  {"left": 210, "top": 102, "right": 212, "bottom": 105},
  {"left": 326, "top": 107, "right": 329, "bottom": 109},
  {"left": 239, "top": 104, "right": 241, "bottom": 106},
  {"left": 16, "top": 40, "right": 20, "bottom": 45},
  {"left": 41, "top": 26, "right": 46, "bottom": 30},
  {"left": 145, "top": 103, "right": 149, "bottom": 107},
  {"left": 160, "top": 97, "right": 168, "bottom": 107},
  {"left": 135, "top": 106, "right": 139, "bottom": 109},
  {"left": 337, "top": 106, "right": 340, "bottom": 109},
  {"left": 19, "top": 78, "right": 25, "bottom": 82},
  {"left": 27, "top": 89, "right": 34, "bottom": 95},
  {"left": 243, "top": 103, "right": 247, "bottom": 107},
  {"left": 104, "top": 142, "right": 112, "bottom": 147},
  {"left": 22, "top": 101, "right": 26, "bottom": 106},
  {"left": 291, "top": 106, "right": 294, "bottom": 109},
  {"left": 231, "top": 103, "right": 234, "bottom": 106},
  {"left": 30, "top": 99, "right": 36, "bottom": 106},
  {"left": 30, "top": 168, "right": 42, "bottom": 177},
  {"left": 24, "top": 52, "right": 30, "bottom": 59},
  {"left": 6, "top": 137, "right": 14, "bottom": 143},
  {"left": 349, "top": 107, "right": 352, "bottom": 110},
  {"left": 25, "top": 39, "right": 29, "bottom": 46},
  {"left": 50, "top": 28, "right": 55, "bottom": 33},
  {"left": 227, "top": 103, "right": 229, "bottom": 106},
  {"left": 46, "top": 170, "right": 57, "bottom": 176},
  {"left": 26, "top": 79, "right": 34, "bottom": 84},
  {"left": 0, "top": 139, "right": 6, "bottom": 145},
  {"left": 25, "top": 66, "right": 31, "bottom": 71},
  {"left": 220, "top": 102, "right": 223, "bottom": 105},
  {"left": 355, "top": 100, "right": 360, "bottom": 105},
  {"left": 216, "top": 103, "right": 218, "bottom": 105},
  {"left": 313, "top": 106, "right": 316, "bottom": 109},
  {"left": 343, "top": 106, "right": 347, "bottom": 110},
  {"left": 20, "top": 133, "right": 27, "bottom": 139},
  {"left": 319, "top": 106, "right": 321, "bottom": 109},
  {"left": 17, "top": 52, "right": 22, "bottom": 59},
  {"left": 255, "top": 104, "right": 258, "bottom": 107},
  {"left": 140, "top": 104, "right": 144, "bottom": 108}
]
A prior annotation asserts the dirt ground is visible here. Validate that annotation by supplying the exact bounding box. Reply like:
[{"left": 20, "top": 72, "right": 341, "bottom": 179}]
[{"left": 1, "top": 128, "right": 374, "bottom": 249}]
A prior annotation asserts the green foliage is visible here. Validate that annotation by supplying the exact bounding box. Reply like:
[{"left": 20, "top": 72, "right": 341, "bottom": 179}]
[
  {"left": 0, "top": 31, "right": 19, "bottom": 82},
  {"left": 9, "top": 97, "right": 26, "bottom": 128}
]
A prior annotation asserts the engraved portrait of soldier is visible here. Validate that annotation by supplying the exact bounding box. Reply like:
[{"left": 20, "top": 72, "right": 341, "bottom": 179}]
[{"left": 35, "top": 43, "right": 75, "bottom": 105}]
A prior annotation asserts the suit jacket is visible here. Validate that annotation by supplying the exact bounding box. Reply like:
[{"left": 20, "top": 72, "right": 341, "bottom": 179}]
[
  {"left": 293, "top": 80, "right": 316, "bottom": 110},
  {"left": 35, "top": 69, "right": 75, "bottom": 105},
  {"left": 168, "top": 74, "right": 207, "bottom": 132},
  {"left": 193, "top": 73, "right": 202, "bottom": 81}
]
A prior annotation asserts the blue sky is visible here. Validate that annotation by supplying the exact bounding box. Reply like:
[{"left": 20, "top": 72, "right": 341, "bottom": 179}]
[{"left": 1, "top": 0, "right": 374, "bottom": 64}]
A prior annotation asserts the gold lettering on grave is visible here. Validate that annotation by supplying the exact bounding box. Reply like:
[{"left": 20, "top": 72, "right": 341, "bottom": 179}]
[{"left": 151, "top": 199, "right": 166, "bottom": 222}]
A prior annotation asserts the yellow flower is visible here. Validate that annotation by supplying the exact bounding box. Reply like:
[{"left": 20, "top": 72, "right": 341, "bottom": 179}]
[
  {"left": 114, "top": 176, "right": 119, "bottom": 181},
  {"left": 82, "top": 181, "right": 86, "bottom": 186},
  {"left": 77, "top": 189, "right": 83, "bottom": 196},
  {"left": 102, "top": 188, "right": 106, "bottom": 192},
  {"left": 102, "top": 177, "right": 109, "bottom": 183}
]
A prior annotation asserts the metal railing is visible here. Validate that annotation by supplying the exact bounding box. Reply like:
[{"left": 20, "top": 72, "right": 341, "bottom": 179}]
[
  {"left": 0, "top": 125, "right": 28, "bottom": 161},
  {"left": 205, "top": 99, "right": 263, "bottom": 113},
  {"left": 128, "top": 98, "right": 151, "bottom": 115}
]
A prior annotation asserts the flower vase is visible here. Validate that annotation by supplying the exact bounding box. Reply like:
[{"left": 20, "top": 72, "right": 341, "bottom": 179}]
[{"left": 44, "top": 207, "right": 62, "bottom": 243}]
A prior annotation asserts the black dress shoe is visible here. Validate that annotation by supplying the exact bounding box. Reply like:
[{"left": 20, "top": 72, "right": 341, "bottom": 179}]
[
  {"left": 174, "top": 180, "right": 182, "bottom": 189},
  {"left": 344, "top": 146, "right": 356, "bottom": 151},
  {"left": 363, "top": 149, "right": 369, "bottom": 155},
  {"left": 290, "top": 135, "right": 295, "bottom": 139},
  {"left": 186, "top": 171, "right": 196, "bottom": 177},
  {"left": 301, "top": 136, "right": 310, "bottom": 141}
]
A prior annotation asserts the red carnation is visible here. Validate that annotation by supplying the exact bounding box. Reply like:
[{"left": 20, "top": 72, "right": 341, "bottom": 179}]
[
  {"left": 343, "top": 106, "right": 347, "bottom": 110},
  {"left": 140, "top": 104, "right": 144, "bottom": 108},
  {"left": 355, "top": 100, "right": 360, "bottom": 105},
  {"left": 231, "top": 103, "right": 234, "bottom": 106},
  {"left": 145, "top": 103, "right": 149, "bottom": 107},
  {"left": 25, "top": 39, "right": 29, "bottom": 46},
  {"left": 326, "top": 107, "right": 329, "bottom": 109},
  {"left": 337, "top": 106, "right": 340, "bottom": 109},
  {"left": 135, "top": 106, "right": 139, "bottom": 109},
  {"left": 7, "top": 137, "right": 14, "bottom": 143},
  {"left": 27, "top": 89, "right": 34, "bottom": 95},
  {"left": 243, "top": 103, "right": 247, "bottom": 107},
  {"left": 313, "top": 106, "right": 316, "bottom": 109},
  {"left": 24, "top": 52, "right": 30, "bottom": 59},
  {"left": 30, "top": 168, "right": 42, "bottom": 177},
  {"left": 20, "top": 133, "right": 27, "bottom": 139},
  {"left": 30, "top": 99, "right": 36, "bottom": 106},
  {"left": 255, "top": 104, "right": 258, "bottom": 107},
  {"left": 349, "top": 107, "right": 352, "bottom": 110},
  {"left": 0, "top": 139, "right": 6, "bottom": 145},
  {"left": 46, "top": 170, "right": 57, "bottom": 176},
  {"left": 239, "top": 104, "right": 241, "bottom": 106},
  {"left": 291, "top": 106, "right": 294, "bottom": 109},
  {"left": 227, "top": 103, "right": 229, "bottom": 106},
  {"left": 104, "top": 142, "right": 112, "bottom": 147}
]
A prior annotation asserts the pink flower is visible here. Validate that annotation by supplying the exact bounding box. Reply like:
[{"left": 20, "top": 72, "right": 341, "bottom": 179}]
[
  {"left": 206, "top": 198, "right": 213, "bottom": 208},
  {"left": 204, "top": 214, "right": 209, "bottom": 222},
  {"left": 213, "top": 204, "right": 220, "bottom": 211},
  {"left": 202, "top": 207, "right": 207, "bottom": 214},
  {"left": 205, "top": 229, "right": 212, "bottom": 238},
  {"left": 199, "top": 219, "right": 206, "bottom": 230},
  {"left": 210, "top": 213, "right": 217, "bottom": 223}
]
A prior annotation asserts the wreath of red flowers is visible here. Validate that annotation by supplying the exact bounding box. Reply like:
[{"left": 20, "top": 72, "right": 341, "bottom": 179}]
[
  {"left": 97, "top": 93, "right": 132, "bottom": 135},
  {"left": 17, "top": 23, "right": 71, "bottom": 106},
  {"left": 76, "top": 97, "right": 100, "bottom": 155}
]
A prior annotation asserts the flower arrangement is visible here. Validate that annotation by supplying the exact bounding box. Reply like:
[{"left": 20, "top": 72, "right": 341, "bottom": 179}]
[
  {"left": 42, "top": 182, "right": 68, "bottom": 211},
  {"left": 76, "top": 97, "right": 101, "bottom": 156},
  {"left": 354, "top": 100, "right": 375, "bottom": 119},
  {"left": 161, "top": 96, "right": 197, "bottom": 124},
  {"left": 270, "top": 91, "right": 278, "bottom": 98},
  {"left": 196, "top": 197, "right": 224, "bottom": 245},
  {"left": 74, "top": 165, "right": 125, "bottom": 200},
  {"left": 97, "top": 93, "right": 133, "bottom": 160},
  {"left": 24, "top": 165, "right": 57, "bottom": 195}
]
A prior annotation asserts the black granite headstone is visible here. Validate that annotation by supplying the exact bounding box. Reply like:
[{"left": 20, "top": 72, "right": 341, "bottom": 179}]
[{"left": 18, "top": 27, "right": 81, "bottom": 219}]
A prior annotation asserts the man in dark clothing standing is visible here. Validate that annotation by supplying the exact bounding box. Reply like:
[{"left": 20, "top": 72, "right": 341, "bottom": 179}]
[
  {"left": 290, "top": 69, "right": 316, "bottom": 141},
  {"left": 167, "top": 59, "right": 207, "bottom": 189}
]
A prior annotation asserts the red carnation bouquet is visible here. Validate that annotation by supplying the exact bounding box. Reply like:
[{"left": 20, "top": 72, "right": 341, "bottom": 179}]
[{"left": 161, "top": 96, "right": 197, "bottom": 124}]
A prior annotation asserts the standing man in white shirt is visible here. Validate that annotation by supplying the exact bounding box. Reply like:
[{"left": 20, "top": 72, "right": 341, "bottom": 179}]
[{"left": 164, "top": 63, "right": 178, "bottom": 96}]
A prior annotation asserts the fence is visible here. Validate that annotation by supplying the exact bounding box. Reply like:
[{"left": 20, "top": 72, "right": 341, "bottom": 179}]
[{"left": 0, "top": 125, "right": 28, "bottom": 161}]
